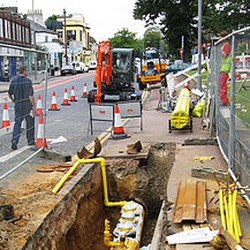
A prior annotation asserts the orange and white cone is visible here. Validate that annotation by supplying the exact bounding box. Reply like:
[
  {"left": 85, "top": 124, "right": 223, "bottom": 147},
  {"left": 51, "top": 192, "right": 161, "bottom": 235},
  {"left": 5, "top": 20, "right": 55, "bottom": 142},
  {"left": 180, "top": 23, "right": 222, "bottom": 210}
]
[
  {"left": 1, "top": 102, "right": 10, "bottom": 129},
  {"left": 81, "top": 83, "right": 88, "bottom": 98},
  {"left": 61, "top": 88, "right": 71, "bottom": 106},
  {"left": 49, "top": 91, "right": 60, "bottom": 111},
  {"left": 36, "top": 94, "right": 43, "bottom": 115},
  {"left": 184, "top": 82, "right": 189, "bottom": 89},
  {"left": 35, "top": 114, "right": 48, "bottom": 148},
  {"left": 111, "top": 104, "right": 129, "bottom": 139},
  {"left": 69, "top": 86, "right": 77, "bottom": 102}
]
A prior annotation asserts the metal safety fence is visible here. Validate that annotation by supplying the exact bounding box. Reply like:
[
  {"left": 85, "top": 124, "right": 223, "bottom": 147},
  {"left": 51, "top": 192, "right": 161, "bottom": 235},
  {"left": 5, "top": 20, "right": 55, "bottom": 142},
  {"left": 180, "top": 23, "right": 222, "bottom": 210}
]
[
  {"left": 0, "top": 43, "right": 48, "bottom": 180},
  {"left": 209, "top": 27, "right": 250, "bottom": 205}
]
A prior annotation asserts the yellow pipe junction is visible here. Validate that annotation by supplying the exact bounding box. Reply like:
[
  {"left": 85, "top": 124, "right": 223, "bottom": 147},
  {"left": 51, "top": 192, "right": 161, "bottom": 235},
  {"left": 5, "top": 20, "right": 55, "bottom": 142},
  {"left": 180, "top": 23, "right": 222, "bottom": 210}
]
[{"left": 52, "top": 157, "right": 129, "bottom": 207}]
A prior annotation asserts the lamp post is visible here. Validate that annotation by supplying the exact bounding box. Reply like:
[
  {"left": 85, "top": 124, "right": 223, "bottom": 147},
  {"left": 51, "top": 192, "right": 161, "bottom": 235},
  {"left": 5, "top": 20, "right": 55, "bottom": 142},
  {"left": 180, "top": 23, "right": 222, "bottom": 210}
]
[
  {"left": 32, "top": 0, "right": 37, "bottom": 79},
  {"left": 197, "top": 0, "right": 202, "bottom": 90},
  {"left": 57, "top": 9, "right": 72, "bottom": 65},
  {"left": 63, "top": 9, "right": 68, "bottom": 65}
]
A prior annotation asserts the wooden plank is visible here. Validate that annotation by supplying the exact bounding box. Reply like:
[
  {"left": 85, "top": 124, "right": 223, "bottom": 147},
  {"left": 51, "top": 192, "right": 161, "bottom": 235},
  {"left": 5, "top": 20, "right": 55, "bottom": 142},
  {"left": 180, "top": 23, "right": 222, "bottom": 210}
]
[
  {"left": 182, "top": 180, "right": 196, "bottom": 220},
  {"left": 100, "top": 143, "right": 151, "bottom": 159},
  {"left": 176, "top": 244, "right": 214, "bottom": 250},
  {"left": 196, "top": 180, "right": 207, "bottom": 223},
  {"left": 173, "top": 181, "right": 187, "bottom": 223},
  {"left": 173, "top": 179, "right": 207, "bottom": 223}
]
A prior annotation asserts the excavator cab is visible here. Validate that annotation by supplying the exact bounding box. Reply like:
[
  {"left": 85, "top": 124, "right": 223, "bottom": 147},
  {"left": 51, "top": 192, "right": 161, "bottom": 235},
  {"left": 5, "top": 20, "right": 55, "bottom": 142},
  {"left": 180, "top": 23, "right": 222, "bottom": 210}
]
[{"left": 111, "top": 48, "right": 135, "bottom": 98}]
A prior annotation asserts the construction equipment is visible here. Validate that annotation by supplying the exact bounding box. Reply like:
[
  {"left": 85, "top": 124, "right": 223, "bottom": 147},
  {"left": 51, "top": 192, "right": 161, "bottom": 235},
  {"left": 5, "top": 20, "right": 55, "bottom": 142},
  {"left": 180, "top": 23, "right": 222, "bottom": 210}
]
[
  {"left": 169, "top": 86, "right": 193, "bottom": 133},
  {"left": 137, "top": 47, "right": 167, "bottom": 90},
  {"left": 87, "top": 40, "right": 136, "bottom": 104}
]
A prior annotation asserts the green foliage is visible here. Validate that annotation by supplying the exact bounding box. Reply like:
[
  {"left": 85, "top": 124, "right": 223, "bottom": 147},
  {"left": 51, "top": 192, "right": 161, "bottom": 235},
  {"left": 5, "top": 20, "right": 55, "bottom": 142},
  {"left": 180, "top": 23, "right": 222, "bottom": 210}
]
[
  {"left": 236, "top": 42, "right": 250, "bottom": 56},
  {"left": 134, "top": 0, "right": 250, "bottom": 61},
  {"left": 235, "top": 81, "right": 250, "bottom": 128},
  {"left": 109, "top": 28, "right": 143, "bottom": 57},
  {"left": 143, "top": 26, "right": 161, "bottom": 48},
  {"left": 45, "top": 15, "right": 62, "bottom": 31}
]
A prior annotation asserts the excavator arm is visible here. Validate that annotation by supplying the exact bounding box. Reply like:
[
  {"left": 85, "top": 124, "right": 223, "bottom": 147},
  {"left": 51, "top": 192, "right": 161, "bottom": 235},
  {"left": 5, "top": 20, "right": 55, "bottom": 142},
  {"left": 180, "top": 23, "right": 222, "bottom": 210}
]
[{"left": 94, "top": 40, "right": 112, "bottom": 104}]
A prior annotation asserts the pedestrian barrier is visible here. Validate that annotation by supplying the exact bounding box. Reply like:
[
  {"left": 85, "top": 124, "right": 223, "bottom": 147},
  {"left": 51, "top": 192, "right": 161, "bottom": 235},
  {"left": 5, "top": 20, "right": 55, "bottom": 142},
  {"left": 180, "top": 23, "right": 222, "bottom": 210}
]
[
  {"left": 69, "top": 86, "right": 77, "bottom": 102},
  {"left": 81, "top": 83, "right": 88, "bottom": 98},
  {"left": 89, "top": 101, "right": 143, "bottom": 135},
  {"left": 111, "top": 104, "right": 129, "bottom": 139},
  {"left": 35, "top": 114, "right": 48, "bottom": 148},
  {"left": 36, "top": 94, "right": 43, "bottom": 115},
  {"left": 49, "top": 91, "right": 60, "bottom": 111},
  {"left": 1, "top": 102, "right": 10, "bottom": 128},
  {"left": 61, "top": 88, "right": 71, "bottom": 106},
  {"left": 118, "top": 101, "right": 143, "bottom": 131}
]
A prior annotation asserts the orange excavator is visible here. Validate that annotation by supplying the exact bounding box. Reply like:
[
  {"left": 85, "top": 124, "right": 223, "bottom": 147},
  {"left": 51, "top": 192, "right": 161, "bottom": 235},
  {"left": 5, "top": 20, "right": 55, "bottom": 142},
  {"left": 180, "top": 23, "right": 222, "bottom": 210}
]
[{"left": 87, "top": 40, "right": 136, "bottom": 104}]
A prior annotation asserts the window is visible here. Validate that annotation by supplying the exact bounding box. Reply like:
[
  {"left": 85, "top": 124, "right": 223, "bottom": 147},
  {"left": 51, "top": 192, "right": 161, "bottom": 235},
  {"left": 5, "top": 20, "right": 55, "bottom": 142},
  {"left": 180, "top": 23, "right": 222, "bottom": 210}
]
[
  {"left": 0, "top": 18, "right": 3, "bottom": 38},
  {"left": 58, "top": 31, "right": 63, "bottom": 39}
]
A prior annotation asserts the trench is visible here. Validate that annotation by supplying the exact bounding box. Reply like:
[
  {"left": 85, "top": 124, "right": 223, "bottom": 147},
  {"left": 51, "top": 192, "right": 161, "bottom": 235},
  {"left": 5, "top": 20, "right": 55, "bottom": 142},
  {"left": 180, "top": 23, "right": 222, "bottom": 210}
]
[{"left": 0, "top": 142, "right": 175, "bottom": 250}]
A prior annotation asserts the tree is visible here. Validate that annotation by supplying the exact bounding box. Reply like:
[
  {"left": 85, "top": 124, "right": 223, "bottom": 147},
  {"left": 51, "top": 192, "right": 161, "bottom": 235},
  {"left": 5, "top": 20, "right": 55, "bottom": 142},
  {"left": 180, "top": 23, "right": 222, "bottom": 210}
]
[
  {"left": 109, "top": 28, "right": 143, "bottom": 57},
  {"left": 45, "top": 15, "right": 62, "bottom": 31},
  {"left": 143, "top": 26, "right": 168, "bottom": 58},
  {"left": 133, "top": 0, "right": 250, "bottom": 61},
  {"left": 143, "top": 26, "right": 162, "bottom": 48}
]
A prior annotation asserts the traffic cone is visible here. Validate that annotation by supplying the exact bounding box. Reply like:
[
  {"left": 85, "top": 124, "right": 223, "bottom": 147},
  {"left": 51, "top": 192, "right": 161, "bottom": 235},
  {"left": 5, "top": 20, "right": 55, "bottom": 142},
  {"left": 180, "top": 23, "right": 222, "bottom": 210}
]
[
  {"left": 111, "top": 104, "right": 129, "bottom": 139},
  {"left": 69, "top": 86, "right": 77, "bottom": 102},
  {"left": 184, "top": 82, "right": 189, "bottom": 89},
  {"left": 1, "top": 102, "right": 10, "bottom": 128},
  {"left": 61, "top": 88, "right": 71, "bottom": 106},
  {"left": 36, "top": 94, "right": 43, "bottom": 114},
  {"left": 81, "top": 83, "right": 88, "bottom": 98},
  {"left": 49, "top": 91, "right": 60, "bottom": 111},
  {"left": 35, "top": 114, "right": 48, "bottom": 148}
]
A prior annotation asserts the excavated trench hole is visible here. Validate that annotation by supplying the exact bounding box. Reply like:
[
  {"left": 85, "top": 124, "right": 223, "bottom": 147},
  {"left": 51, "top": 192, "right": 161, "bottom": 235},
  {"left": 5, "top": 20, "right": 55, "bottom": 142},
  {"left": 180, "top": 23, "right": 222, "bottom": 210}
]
[
  {"left": 63, "top": 142, "right": 175, "bottom": 249},
  {"left": 0, "top": 142, "right": 175, "bottom": 250}
]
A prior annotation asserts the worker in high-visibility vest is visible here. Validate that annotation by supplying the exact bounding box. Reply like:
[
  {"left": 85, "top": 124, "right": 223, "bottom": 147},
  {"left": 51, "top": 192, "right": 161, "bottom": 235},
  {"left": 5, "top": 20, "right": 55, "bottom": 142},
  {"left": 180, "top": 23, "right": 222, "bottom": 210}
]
[{"left": 219, "top": 30, "right": 231, "bottom": 106}]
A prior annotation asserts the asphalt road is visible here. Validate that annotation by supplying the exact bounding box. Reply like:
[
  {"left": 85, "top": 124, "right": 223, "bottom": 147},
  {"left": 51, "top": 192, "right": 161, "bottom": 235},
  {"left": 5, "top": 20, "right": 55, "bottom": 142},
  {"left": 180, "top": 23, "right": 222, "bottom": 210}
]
[{"left": 0, "top": 71, "right": 134, "bottom": 178}]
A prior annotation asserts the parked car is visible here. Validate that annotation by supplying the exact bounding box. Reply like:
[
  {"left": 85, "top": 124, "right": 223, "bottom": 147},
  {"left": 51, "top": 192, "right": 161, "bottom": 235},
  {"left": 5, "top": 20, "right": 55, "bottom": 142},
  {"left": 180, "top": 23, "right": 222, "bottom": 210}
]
[
  {"left": 71, "top": 61, "right": 89, "bottom": 73},
  {"left": 165, "top": 60, "right": 190, "bottom": 75},
  {"left": 60, "top": 65, "right": 77, "bottom": 76},
  {"left": 88, "top": 60, "right": 97, "bottom": 70}
]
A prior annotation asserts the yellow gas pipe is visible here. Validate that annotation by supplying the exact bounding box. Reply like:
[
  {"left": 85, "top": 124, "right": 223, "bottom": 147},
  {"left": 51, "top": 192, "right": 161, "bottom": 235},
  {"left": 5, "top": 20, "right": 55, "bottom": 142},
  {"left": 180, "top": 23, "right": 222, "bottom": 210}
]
[
  {"left": 52, "top": 158, "right": 144, "bottom": 250},
  {"left": 219, "top": 188, "right": 226, "bottom": 229},
  {"left": 52, "top": 158, "right": 129, "bottom": 207},
  {"left": 104, "top": 219, "right": 124, "bottom": 248},
  {"left": 170, "top": 87, "right": 190, "bottom": 129}
]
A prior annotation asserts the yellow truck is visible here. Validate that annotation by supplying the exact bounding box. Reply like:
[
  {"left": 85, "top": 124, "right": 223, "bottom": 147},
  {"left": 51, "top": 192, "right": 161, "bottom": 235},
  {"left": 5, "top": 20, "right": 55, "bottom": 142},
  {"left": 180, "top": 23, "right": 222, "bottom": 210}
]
[{"left": 137, "top": 47, "right": 167, "bottom": 90}]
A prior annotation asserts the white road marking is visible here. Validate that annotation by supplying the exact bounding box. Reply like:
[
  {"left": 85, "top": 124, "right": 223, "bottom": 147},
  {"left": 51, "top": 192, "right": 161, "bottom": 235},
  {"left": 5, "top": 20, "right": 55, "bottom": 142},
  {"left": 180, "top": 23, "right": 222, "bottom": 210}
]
[
  {"left": 48, "top": 136, "right": 67, "bottom": 144},
  {"left": 0, "top": 145, "right": 30, "bottom": 163}
]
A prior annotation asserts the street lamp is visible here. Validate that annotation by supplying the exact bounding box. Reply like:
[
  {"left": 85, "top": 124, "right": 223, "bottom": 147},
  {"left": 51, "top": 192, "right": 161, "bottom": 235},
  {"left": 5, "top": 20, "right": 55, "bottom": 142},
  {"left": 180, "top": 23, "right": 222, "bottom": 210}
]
[
  {"left": 63, "top": 9, "right": 68, "bottom": 65},
  {"left": 32, "top": 0, "right": 37, "bottom": 79},
  {"left": 57, "top": 9, "right": 72, "bottom": 65},
  {"left": 197, "top": 0, "right": 202, "bottom": 90}
]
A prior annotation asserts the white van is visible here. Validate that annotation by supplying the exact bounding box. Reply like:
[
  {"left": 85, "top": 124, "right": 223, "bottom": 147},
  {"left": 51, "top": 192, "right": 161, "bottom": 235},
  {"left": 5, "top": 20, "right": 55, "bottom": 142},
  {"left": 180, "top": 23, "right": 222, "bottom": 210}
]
[
  {"left": 71, "top": 61, "right": 89, "bottom": 73},
  {"left": 88, "top": 61, "right": 97, "bottom": 70}
]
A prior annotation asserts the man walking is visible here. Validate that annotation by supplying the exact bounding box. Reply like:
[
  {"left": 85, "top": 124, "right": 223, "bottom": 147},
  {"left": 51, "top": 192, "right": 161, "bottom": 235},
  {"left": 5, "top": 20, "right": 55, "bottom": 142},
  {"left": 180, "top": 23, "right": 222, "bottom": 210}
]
[{"left": 8, "top": 65, "right": 36, "bottom": 150}]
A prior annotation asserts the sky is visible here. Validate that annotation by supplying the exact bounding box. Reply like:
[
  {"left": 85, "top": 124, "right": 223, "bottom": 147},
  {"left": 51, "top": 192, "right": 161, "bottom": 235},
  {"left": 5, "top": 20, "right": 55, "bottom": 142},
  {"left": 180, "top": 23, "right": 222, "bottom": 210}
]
[{"left": 2, "top": 0, "right": 147, "bottom": 42}]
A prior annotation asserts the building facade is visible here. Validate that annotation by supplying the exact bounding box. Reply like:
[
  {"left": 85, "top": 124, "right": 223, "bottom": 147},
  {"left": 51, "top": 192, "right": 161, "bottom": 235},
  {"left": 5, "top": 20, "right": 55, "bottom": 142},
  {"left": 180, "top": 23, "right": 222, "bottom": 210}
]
[
  {"left": 0, "top": 9, "right": 32, "bottom": 81},
  {"left": 56, "top": 13, "right": 91, "bottom": 65}
]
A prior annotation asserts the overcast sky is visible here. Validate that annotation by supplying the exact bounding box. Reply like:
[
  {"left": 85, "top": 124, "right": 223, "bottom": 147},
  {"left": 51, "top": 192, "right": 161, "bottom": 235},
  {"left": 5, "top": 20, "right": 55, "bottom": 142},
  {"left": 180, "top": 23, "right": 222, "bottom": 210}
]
[{"left": 2, "top": 0, "right": 146, "bottom": 41}]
